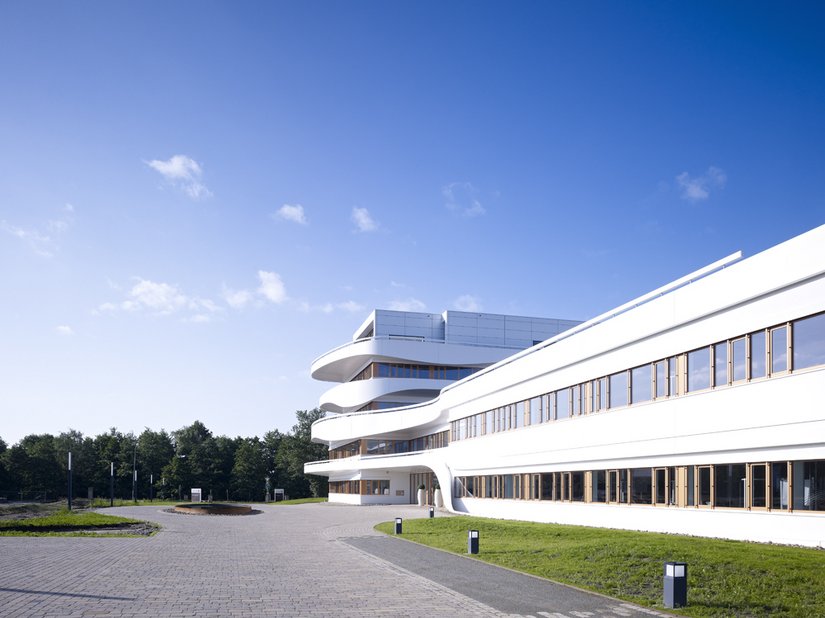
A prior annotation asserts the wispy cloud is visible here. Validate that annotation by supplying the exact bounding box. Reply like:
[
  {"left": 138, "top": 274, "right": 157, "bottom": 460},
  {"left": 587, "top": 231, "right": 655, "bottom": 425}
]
[
  {"left": 352, "top": 207, "right": 378, "bottom": 232},
  {"left": 257, "top": 271, "right": 287, "bottom": 304},
  {"left": 55, "top": 325, "right": 74, "bottom": 336},
  {"left": 388, "top": 298, "right": 426, "bottom": 312},
  {"left": 95, "top": 278, "right": 222, "bottom": 319},
  {"left": 1, "top": 203, "right": 74, "bottom": 257},
  {"left": 443, "top": 181, "right": 486, "bottom": 217},
  {"left": 222, "top": 285, "right": 253, "bottom": 309},
  {"left": 274, "top": 204, "right": 307, "bottom": 225},
  {"left": 453, "top": 294, "right": 481, "bottom": 312},
  {"left": 145, "top": 154, "right": 212, "bottom": 200},
  {"left": 299, "top": 300, "right": 365, "bottom": 314},
  {"left": 675, "top": 166, "right": 727, "bottom": 202}
]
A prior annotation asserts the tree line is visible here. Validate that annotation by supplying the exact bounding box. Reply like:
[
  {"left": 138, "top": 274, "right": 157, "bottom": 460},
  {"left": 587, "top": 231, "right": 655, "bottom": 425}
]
[{"left": 0, "top": 409, "right": 327, "bottom": 502}]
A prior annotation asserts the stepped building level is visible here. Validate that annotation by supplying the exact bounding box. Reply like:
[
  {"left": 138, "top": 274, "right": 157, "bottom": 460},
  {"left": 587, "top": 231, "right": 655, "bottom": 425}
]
[{"left": 306, "top": 224, "right": 825, "bottom": 547}]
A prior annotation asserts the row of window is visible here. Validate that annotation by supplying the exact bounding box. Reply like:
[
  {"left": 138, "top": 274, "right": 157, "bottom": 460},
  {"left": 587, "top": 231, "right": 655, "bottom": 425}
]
[
  {"left": 351, "top": 362, "right": 479, "bottom": 383},
  {"left": 454, "top": 459, "right": 825, "bottom": 512},
  {"left": 329, "top": 479, "right": 391, "bottom": 495},
  {"left": 451, "top": 311, "right": 825, "bottom": 441},
  {"left": 328, "top": 431, "right": 450, "bottom": 460}
]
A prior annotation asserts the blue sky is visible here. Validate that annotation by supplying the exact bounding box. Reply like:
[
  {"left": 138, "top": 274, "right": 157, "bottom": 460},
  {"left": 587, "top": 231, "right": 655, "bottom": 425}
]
[{"left": 1, "top": 2, "right": 824, "bottom": 445}]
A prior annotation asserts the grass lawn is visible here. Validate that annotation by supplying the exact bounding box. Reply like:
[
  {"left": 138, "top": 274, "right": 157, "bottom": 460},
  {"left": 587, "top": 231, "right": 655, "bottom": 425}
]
[
  {"left": 0, "top": 509, "right": 155, "bottom": 537},
  {"left": 375, "top": 515, "right": 825, "bottom": 617}
]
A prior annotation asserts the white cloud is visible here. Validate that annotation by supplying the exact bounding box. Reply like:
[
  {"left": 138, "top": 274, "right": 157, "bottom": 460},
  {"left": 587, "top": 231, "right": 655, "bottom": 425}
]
[
  {"left": 453, "top": 294, "right": 481, "bottom": 312},
  {"left": 443, "top": 181, "right": 486, "bottom": 217},
  {"left": 352, "top": 207, "right": 378, "bottom": 232},
  {"left": 336, "top": 300, "right": 364, "bottom": 313},
  {"left": 95, "top": 278, "right": 222, "bottom": 319},
  {"left": 275, "top": 204, "right": 307, "bottom": 225},
  {"left": 675, "top": 166, "right": 727, "bottom": 202},
  {"left": 222, "top": 286, "right": 253, "bottom": 309},
  {"left": 257, "top": 271, "right": 287, "bottom": 304},
  {"left": 297, "top": 300, "right": 365, "bottom": 314},
  {"left": 129, "top": 279, "right": 189, "bottom": 314},
  {"left": 145, "top": 154, "right": 212, "bottom": 199},
  {"left": 388, "top": 298, "right": 426, "bottom": 312},
  {"left": 56, "top": 325, "right": 74, "bottom": 336},
  {"left": 2, "top": 204, "right": 74, "bottom": 258}
]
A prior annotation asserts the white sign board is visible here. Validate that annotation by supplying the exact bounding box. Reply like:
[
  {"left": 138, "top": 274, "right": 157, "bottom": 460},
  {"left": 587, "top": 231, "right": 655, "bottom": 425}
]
[{"left": 191, "top": 488, "right": 202, "bottom": 503}]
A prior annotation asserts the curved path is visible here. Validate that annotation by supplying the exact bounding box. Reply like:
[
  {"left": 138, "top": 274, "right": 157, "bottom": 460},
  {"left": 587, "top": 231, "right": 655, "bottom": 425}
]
[{"left": 0, "top": 503, "right": 671, "bottom": 617}]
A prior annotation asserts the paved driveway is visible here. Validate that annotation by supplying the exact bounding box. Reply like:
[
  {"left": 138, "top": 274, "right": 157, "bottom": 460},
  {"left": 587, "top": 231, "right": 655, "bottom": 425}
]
[{"left": 0, "top": 503, "right": 670, "bottom": 617}]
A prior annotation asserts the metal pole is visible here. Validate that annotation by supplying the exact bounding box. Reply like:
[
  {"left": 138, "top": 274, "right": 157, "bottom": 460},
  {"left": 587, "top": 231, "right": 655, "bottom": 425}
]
[
  {"left": 150, "top": 473, "right": 153, "bottom": 502},
  {"left": 132, "top": 440, "right": 137, "bottom": 502},
  {"left": 110, "top": 462, "right": 114, "bottom": 507},
  {"left": 67, "top": 452, "right": 73, "bottom": 511}
]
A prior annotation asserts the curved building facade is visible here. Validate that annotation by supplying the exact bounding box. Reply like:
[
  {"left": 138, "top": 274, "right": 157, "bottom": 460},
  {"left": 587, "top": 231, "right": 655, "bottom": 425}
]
[{"left": 306, "top": 225, "right": 825, "bottom": 547}]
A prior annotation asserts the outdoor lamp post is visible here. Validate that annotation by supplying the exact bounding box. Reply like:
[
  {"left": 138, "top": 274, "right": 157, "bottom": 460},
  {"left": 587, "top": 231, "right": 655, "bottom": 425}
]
[
  {"left": 67, "top": 452, "right": 73, "bottom": 511},
  {"left": 663, "top": 562, "right": 688, "bottom": 608},
  {"left": 109, "top": 462, "right": 114, "bottom": 506},
  {"left": 468, "top": 529, "right": 479, "bottom": 554},
  {"left": 394, "top": 517, "right": 402, "bottom": 534}
]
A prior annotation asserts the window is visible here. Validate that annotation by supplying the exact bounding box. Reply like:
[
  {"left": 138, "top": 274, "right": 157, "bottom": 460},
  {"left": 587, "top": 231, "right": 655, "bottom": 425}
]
[
  {"left": 631, "top": 468, "right": 652, "bottom": 504},
  {"left": 556, "top": 389, "right": 570, "bottom": 419},
  {"left": 771, "top": 326, "right": 788, "bottom": 374},
  {"left": 607, "top": 469, "right": 628, "bottom": 503},
  {"left": 793, "top": 460, "right": 825, "bottom": 511},
  {"left": 687, "top": 347, "right": 711, "bottom": 392},
  {"left": 750, "top": 331, "right": 767, "bottom": 379},
  {"left": 592, "top": 470, "right": 606, "bottom": 502},
  {"left": 771, "top": 463, "right": 789, "bottom": 510},
  {"left": 654, "top": 468, "right": 667, "bottom": 505},
  {"left": 571, "top": 472, "right": 585, "bottom": 501},
  {"left": 715, "top": 464, "right": 746, "bottom": 508},
  {"left": 537, "top": 474, "right": 549, "bottom": 500},
  {"left": 546, "top": 392, "right": 556, "bottom": 421},
  {"left": 793, "top": 313, "right": 825, "bottom": 369},
  {"left": 655, "top": 361, "right": 667, "bottom": 398},
  {"left": 697, "top": 466, "right": 712, "bottom": 506},
  {"left": 732, "top": 338, "right": 747, "bottom": 382},
  {"left": 503, "top": 475, "right": 514, "bottom": 499},
  {"left": 631, "top": 365, "right": 652, "bottom": 404},
  {"left": 571, "top": 384, "right": 581, "bottom": 416},
  {"left": 529, "top": 396, "right": 542, "bottom": 425},
  {"left": 595, "top": 377, "right": 607, "bottom": 411},
  {"left": 749, "top": 464, "right": 767, "bottom": 508},
  {"left": 609, "top": 371, "right": 628, "bottom": 408},
  {"left": 714, "top": 343, "right": 728, "bottom": 387},
  {"left": 668, "top": 357, "right": 680, "bottom": 395}
]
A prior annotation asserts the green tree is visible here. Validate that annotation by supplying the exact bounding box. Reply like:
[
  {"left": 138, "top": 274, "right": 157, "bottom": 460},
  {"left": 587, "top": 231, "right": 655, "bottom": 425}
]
[
  {"left": 0, "top": 437, "right": 9, "bottom": 497},
  {"left": 5, "top": 434, "right": 61, "bottom": 499},
  {"left": 137, "top": 428, "right": 174, "bottom": 498},
  {"left": 231, "top": 438, "right": 267, "bottom": 501},
  {"left": 277, "top": 409, "right": 328, "bottom": 498}
]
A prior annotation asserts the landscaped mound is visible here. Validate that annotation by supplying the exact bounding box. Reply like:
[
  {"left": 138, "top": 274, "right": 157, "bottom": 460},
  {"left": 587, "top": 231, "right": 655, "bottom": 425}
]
[{"left": 173, "top": 503, "right": 252, "bottom": 515}]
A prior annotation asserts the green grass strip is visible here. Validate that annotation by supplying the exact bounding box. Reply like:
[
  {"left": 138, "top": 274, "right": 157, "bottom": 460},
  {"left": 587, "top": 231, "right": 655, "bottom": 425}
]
[
  {"left": 375, "top": 515, "right": 825, "bottom": 617},
  {"left": 0, "top": 510, "right": 142, "bottom": 530}
]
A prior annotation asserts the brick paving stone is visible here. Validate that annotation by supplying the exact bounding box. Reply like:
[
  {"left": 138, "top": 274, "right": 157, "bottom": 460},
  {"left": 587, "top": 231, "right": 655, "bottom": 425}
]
[{"left": 0, "top": 504, "right": 671, "bottom": 617}]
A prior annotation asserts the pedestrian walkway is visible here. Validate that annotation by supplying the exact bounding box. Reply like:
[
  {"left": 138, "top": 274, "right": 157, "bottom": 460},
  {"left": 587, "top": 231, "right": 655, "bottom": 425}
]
[{"left": 0, "top": 503, "right": 673, "bottom": 617}]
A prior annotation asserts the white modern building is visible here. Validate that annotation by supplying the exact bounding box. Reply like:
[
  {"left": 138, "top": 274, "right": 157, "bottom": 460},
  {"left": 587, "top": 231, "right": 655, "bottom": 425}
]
[{"left": 306, "top": 225, "right": 825, "bottom": 547}]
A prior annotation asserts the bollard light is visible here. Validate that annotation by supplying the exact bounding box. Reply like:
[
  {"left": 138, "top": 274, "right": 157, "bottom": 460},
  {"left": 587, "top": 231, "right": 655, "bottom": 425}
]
[
  {"left": 468, "top": 529, "right": 479, "bottom": 554},
  {"left": 394, "top": 517, "right": 403, "bottom": 534},
  {"left": 663, "top": 561, "right": 688, "bottom": 608},
  {"left": 429, "top": 506, "right": 434, "bottom": 518}
]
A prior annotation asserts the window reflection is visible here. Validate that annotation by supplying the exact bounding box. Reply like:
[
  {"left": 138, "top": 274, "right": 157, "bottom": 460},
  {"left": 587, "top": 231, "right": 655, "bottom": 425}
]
[
  {"left": 750, "top": 331, "right": 767, "bottom": 379},
  {"left": 687, "top": 347, "right": 710, "bottom": 392}
]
